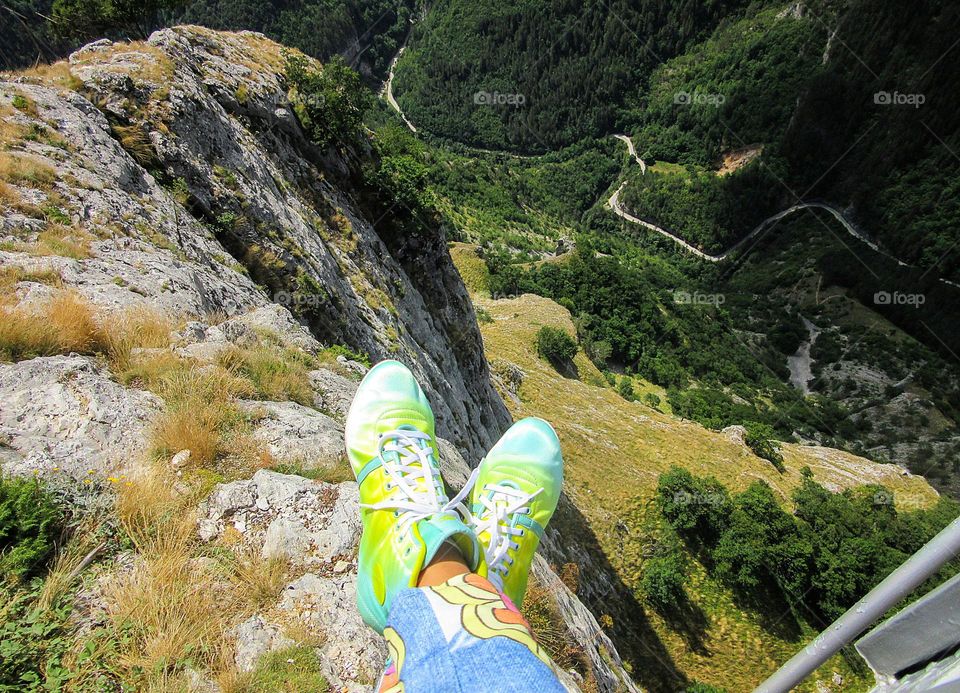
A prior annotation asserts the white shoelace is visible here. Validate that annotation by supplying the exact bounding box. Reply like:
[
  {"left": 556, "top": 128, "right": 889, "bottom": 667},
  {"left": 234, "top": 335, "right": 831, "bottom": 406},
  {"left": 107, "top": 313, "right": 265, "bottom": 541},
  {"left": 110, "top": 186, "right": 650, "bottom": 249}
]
[
  {"left": 472, "top": 483, "right": 542, "bottom": 591},
  {"left": 360, "top": 429, "right": 475, "bottom": 532}
]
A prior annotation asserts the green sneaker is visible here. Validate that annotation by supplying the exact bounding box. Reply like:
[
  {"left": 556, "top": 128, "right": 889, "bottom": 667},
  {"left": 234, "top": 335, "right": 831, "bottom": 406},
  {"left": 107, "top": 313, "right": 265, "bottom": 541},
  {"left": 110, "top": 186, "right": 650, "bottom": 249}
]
[
  {"left": 345, "top": 360, "right": 480, "bottom": 633},
  {"left": 469, "top": 417, "right": 563, "bottom": 607}
]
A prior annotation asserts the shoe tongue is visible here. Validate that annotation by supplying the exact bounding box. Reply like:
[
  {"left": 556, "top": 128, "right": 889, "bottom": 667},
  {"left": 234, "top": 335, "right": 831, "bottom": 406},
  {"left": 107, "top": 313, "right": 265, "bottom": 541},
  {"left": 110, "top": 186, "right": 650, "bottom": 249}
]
[{"left": 418, "top": 516, "right": 480, "bottom": 573}]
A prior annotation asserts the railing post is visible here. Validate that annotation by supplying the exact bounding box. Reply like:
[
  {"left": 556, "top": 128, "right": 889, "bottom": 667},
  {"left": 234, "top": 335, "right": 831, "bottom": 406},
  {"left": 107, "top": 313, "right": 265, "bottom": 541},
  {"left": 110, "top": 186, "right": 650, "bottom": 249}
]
[{"left": 754, "top": 515, "right": 960, "bottom": 693}]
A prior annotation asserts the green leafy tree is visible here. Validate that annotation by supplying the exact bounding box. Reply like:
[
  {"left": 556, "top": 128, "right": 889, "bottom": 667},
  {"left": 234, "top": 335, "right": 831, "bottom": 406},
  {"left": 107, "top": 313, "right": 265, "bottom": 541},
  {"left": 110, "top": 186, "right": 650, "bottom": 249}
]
[
  {"left": 617, "top": 376, "right": 636, "bottom": 402},
  {"left": 656, "top": 467, "right": 731, "bottom": 542},
  {"left": 744, "top": 422, "right": 785, "bottom": 472},
  {"left": 641, "top": 555, "right": 686, "bottom": 612},
  {"left": 535, "top": 326, "right": 577, "bottom": 366},
  {"left": 284, "top": 52, "right": 371, "bottom": 152}
]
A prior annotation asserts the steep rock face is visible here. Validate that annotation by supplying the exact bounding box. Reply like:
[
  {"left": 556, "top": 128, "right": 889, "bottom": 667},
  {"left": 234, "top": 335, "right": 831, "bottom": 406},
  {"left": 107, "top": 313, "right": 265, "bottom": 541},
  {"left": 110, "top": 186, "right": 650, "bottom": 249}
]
[
  {"left": 1, "top": 26, "right": 508, "bottom": 461},
  {"left": 64, "top": 27, "right": 511, "bottom": 461},
  {"left": 0, "top": 28, "right": 637, "bottom": 693}
]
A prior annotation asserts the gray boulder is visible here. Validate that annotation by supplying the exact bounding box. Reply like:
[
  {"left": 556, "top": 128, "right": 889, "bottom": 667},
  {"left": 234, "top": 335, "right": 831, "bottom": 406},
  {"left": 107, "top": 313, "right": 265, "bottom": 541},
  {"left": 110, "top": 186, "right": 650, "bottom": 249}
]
[{"left": 0, "top": 356, "right": 162, "bottom": 480}]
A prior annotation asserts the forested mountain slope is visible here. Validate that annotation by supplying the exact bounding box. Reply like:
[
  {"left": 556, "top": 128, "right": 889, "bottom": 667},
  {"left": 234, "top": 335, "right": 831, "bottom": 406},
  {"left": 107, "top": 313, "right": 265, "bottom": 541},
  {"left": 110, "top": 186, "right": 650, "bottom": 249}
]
[{"left": 391, "top": 0, "right": 768, "bottom": 151}]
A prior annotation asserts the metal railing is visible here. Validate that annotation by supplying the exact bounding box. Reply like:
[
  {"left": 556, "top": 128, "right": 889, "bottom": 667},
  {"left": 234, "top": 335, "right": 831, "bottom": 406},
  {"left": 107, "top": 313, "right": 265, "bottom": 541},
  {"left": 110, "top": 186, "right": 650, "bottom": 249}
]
[{"left": 754, "top": 515, "right": 960, "bottom": 693}]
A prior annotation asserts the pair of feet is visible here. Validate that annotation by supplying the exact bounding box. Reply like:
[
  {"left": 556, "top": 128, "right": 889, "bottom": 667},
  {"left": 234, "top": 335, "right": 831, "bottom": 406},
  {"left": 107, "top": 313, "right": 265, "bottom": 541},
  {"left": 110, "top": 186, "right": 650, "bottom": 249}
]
[{"left": 345, "top": 361, "right": 564, "bottom": 634}]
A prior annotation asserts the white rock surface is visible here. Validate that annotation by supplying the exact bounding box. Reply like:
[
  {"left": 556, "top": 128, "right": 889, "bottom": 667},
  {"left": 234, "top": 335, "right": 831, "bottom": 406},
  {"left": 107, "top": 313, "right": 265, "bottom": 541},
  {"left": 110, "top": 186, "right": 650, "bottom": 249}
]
[
  {"left": 0, "top": 356, "right": 162, "bottom": 480},
  {"left": 241, "top": 400, "right": 344, "bottom": 469}
]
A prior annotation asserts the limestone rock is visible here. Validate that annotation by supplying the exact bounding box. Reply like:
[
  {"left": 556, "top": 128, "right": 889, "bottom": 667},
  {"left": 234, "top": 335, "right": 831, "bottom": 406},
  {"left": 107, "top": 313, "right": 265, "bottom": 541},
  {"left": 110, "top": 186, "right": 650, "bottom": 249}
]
[
  {"left": 199, "top": 470, "right": 360, "bottom": 565},
  {"left": 58, "top": 26, "right": 512, "bottom": 461},
  {"left": 0, "top": 356, "right": 162, "bottom": 480},
  {"left": 233, "top": 615, "right": 295, "bottom": 672},
  {"left": 241, "top": 400, "right": 343, "bottom": 470},
  {"left": 309, "top": 368, "right": 359, "bottom": 422}
]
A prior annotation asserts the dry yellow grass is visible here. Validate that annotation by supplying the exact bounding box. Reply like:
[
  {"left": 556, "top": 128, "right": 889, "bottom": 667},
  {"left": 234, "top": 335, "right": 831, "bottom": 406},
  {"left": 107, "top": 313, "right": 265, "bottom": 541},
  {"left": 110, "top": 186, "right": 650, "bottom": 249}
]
[
  {"left": 0, "top": 291, "right": 108, "bottom": 360},
  {"left": 217, "top": 342, "right": 315, "bottom": 406},
  {"left": 38, "top": 522, "right": 104, "bottom": 610},
  {"left": 111, "top": 123, "right": 156, "bottom": 168},
  {"left": 227, "top": 548, "right": 290, "bottom": 610},
  {"left": 148, "top": 365, "right": 250, "bottom": 468},
  {"left": 102, "top": 305, "right": 177, "bottom": 371},
  {"left": 36, "top": 224, "right": 93, "bottom": 259},
  {"left": 0, "top": 265, "right": 62, "bottom": 294},
  {"left": 1, "top": 223, "right": 94, "bottom": 259},
  {"left": 12, "top": 61, "right": 83, "bottom": 90},
  {"left": 0, "top": 111, "right": 30, "bottom": 147},
  {"left": 105, "top": 526, "right": 224, "bottom": 683},
  {"left": 151, "top": 406, "right": 228, "bottom": 469},
  {"left": 0, "top": 152, "right": 56, "bottom": 188},
  {"left": 68, "top": 41, "right": 175, "bottom": 88},
  {"left": 104, "top": 464, "right": 232, "bottom": 685},
  {"left": 116, "top": 463, "right": 194, "bottom": 552}
]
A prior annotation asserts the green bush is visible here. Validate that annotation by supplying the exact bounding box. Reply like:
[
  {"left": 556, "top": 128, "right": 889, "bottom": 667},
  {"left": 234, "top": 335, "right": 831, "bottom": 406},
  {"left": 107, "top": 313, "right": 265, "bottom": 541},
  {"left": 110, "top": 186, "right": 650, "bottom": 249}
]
[
  {"left": 617, "top": 376, "right": 636, "bottom": 402},
  {"left": 535, "top": 326, "right": 577, "bottom": 366},
  {"left": 0, "top": 477, "right": 64, "bottom": 582},
  {"left": 641, "top": 555, "right": 686, "bottom": 612},
  {"left": 744, "top": 422, "right": 785, "bottom": 472},
  {"left": 656, "top": 467, "right": 732, "bottom": 542},
  {"left": 0, "top": 585, "right": 76, "bottom": 691},
  {"left": 284, "top": 52, "right": 370, "bottom": 151}
]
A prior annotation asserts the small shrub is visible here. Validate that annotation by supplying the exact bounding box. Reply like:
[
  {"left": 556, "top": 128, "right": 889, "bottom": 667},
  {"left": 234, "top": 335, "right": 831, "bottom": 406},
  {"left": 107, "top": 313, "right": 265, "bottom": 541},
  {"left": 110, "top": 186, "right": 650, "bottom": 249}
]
[
  {"left": 641, "top": 555, "right": 686, "bottom": 612},
  {"left": 744, "top": 421, "right": 785, "bottom": 472},
  {"left": 617, "top": 376, "right": 636, "bottom": 401},
  {"left": 535, "top": 326, "right": 577, "bottom": 365},
  {"left": 0, "top": 476, "right": 64, "bottom": 581},
  {"left": 521, "top": 579, "right": 590, "bottom": 676},
  {"left": 0, "top": 583, "right": 76, "bottom": 690},
  {"left": 321, "top": 344, "right": 370, "bottom": 367},
  {"left": 11, "top": 94, "right": 38, "bottom": 116},
  {"left": 588, "top": 339, "right": 612, "bottom": 364},
  {"left": 476, "top": 307, "right": 493, "bottom": 324},
  {"left": 643, "top": 392, "right": 662, "bottom": 410}
]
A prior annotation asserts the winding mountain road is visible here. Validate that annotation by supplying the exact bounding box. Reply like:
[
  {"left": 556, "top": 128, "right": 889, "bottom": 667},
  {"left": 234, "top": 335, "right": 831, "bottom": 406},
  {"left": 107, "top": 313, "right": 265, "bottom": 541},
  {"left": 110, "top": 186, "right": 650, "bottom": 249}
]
[
  {"left": 613, "top": 134, "right": 647, "bottom": 174},
  {"left": 608, "top": 136, "right": 959, "bottom": 287},
  {"left": 378, "top": 54, "right": 956, "bottom": 287},
  {"left": 383, "top": 42, "right": 417, "bottom": 133}
]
